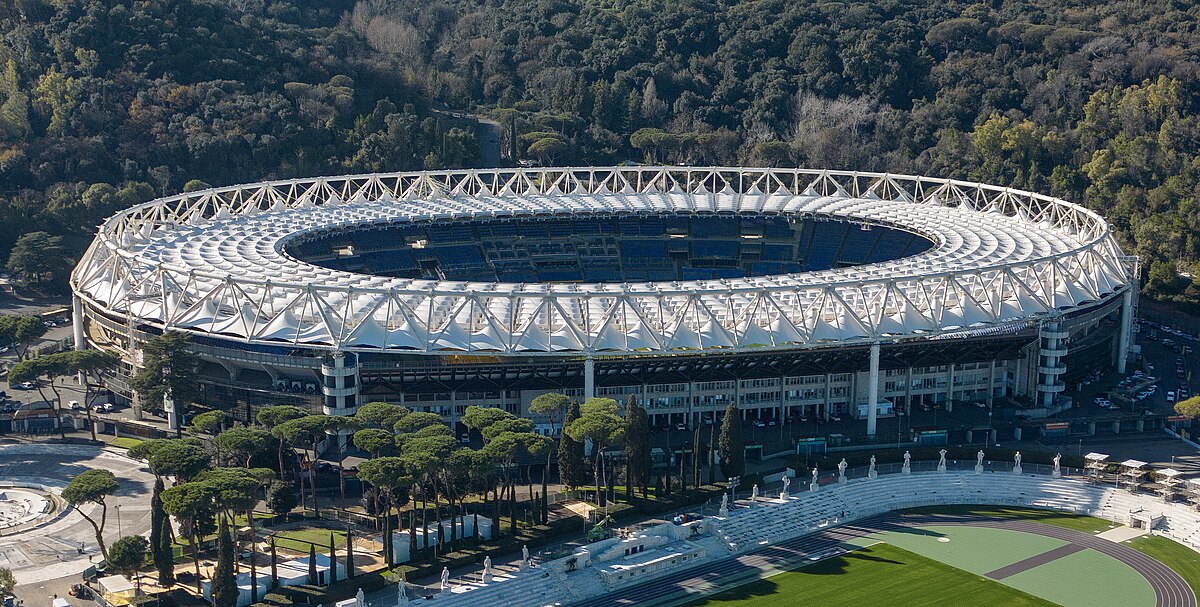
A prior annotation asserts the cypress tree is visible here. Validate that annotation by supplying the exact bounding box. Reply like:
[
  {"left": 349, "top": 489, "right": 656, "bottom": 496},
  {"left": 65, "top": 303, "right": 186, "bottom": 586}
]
[
  {"left": 624, "top": 397, "right": 651, "bottom": 498},
  {"left": 558, "top": 401, "right": 588, "bottom": 489},
  {"left": 328, "top": 532, "right": 338, "bottom": 585},
  {"left": 345, "top": 526, "right": 355, "bottom": 579},
  {"left": 307, "top": 543, "right": 317, "bottom": 585},
  {"left": 719, "top": 400, "right": 745, "bottom": 480},
  {"left": 150, "top": 477, "right": 175, "bottom": 587},
  {"left": 382, "top": 494, "right": 393, "bottom": 568},
  {"left": 212, "top": 518, "right": 238, "bottom": 607},
  {"left": 269, "top": 538, "right": 278, "bottom": 587},
  {"left": 708, "top": 424, "right": 717, "bottom": 485}
]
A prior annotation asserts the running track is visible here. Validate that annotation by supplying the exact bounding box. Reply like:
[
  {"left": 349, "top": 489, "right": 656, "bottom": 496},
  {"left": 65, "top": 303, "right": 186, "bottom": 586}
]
[{"left": 567, "top": 513, "right": 1196, "bottom": 607}]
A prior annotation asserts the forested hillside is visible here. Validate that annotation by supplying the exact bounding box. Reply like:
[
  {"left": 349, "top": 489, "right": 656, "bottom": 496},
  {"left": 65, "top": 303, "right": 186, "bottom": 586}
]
[
  {"left": 2, "top": 0, "right": 1199, "bottom": 306},
  {"left": 0, "top": 0, "right": 478, "bottom": 271}
]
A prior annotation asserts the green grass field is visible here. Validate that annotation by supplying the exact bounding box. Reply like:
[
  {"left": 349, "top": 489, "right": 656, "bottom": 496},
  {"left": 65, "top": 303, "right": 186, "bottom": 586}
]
[
  {"left": 270, "top": 527, "right": 348, "bottom": 554},
  {"left": 108, "top": 436, "right": 144, "bottom": 450},
  {"left": 679, "top": 507, "right": 1190, "bottom": 607},
  {"left": 867, "top": 525, "right": 1068, "bottom": 573},
  {"left": 896, "top": 505, "right": 1119, "bottom": 534},
  {"left": 1127, "top": 534, "right": 1200, "bottom": 597},
  {"left": 679, "top": 543, "right": 1057, "bottom": 607}
]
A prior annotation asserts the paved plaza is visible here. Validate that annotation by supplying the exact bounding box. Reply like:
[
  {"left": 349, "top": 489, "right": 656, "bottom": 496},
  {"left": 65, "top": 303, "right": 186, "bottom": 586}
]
[{"left": 0, "top": 443, "right": 155, "bottom": 585}]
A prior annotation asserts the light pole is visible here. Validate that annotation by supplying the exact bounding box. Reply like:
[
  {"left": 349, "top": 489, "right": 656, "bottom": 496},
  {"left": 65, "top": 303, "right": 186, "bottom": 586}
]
[
  {"left": 728, "top": 476, "right": 740, "bottom": 506},
  {"left": 986, "top": 410, "right": 993, "bottom": 449},
  {"left": 115, "top": 504, "right": 122, "bottom": 536}
]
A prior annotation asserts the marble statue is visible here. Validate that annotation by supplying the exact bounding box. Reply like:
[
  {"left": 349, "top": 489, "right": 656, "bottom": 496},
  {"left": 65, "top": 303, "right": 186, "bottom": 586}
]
[
  {"left": 780, "top": 475, "right": 791, "bottom": 500},
  {"left": 937, "top": 449, "right": 947, "bottom": 472},
  {"left": 483, "top": 555, "right": 494, "bottom": 583},
  {"left": 398, "top": 579, "right": 408, "bottom": 607},
  {"left": 902, "top": 451, "right": 912, "bottom": 475},
  {"left": 440, "top": 567, "right": 450, "bottom": 590},
  {"left": 868, "top": 455, "right": 878, "bottom": 479},
  {"left": 1013, "top": 450, "right": 1023, "bottom": 474},
  {"left": 1053, "top": 452, "right": 1062, "bottom": 477},
  {"left": 811, "top": 466, "right": 820, "bottom": 492},
  {"left": 719, "top": 493, "right": 729, "bottom": 517},
  {"left": 837, "top": 458, "right": 848, "bottom": 483},
  {"left": 523, "top": 545, "right": 530, "bottom": 564},
  {"left": 355, "top": 588, "right": 365, "bottom": 607},
  {"left": 975, "top": 449, "right": 985, "bottom": 474},
  {"left": 750, "top": 484, "right": 759, "bottom": 507}
]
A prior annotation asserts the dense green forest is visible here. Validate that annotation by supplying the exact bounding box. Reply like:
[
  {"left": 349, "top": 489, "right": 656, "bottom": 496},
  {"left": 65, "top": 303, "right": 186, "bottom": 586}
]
[{"left": 2, "top": 0, "right": 1199, "bottom": 305}]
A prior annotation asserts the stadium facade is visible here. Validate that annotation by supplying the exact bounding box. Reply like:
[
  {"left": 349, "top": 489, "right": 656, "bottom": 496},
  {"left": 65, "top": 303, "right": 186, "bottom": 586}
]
[{"left": 70, "top": 167, "right": 1137, "bottom": 442}]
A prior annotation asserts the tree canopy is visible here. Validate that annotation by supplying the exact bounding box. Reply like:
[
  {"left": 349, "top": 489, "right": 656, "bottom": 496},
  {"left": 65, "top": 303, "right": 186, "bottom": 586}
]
[
  {"left": 130, "top": 331, "right": 199, "bottom": 411},
  {"left": 1175, "top": 396, "right": 1200, "bottom": 419},
  {"left": 107, "top": 536, "right": 149, "bottom": 582}
]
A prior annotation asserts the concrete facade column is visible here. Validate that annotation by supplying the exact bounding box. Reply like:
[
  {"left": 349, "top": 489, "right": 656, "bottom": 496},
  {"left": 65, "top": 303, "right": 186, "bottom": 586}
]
[
  {"left": 1037, "top": 318, "right": 1068, "bottom": 408},
  {"left": 583, "top": 356, "right": 595, "bottom": 400},
  {"left": 904, "top": 367, "right": 913, "bottom": 413},
  {"left": 688, "top": 382, "right": 696, "bottom": 428},
  {"left": 987, "top": 361, "right": 996, "bottom": 407},
  {"left": 867, "top": 342, "right": 880, "bottom": 436},
  {"left": 72, "top": 295, "right": 86, "bottom": 351},
  {"left": 163, "top": 394, "right": 180, "bottom": 430},
  {"left": 823, "top": 373, "right": 832, "bottom": 421},
  {"left": 321, "top": 351, "right": 361, "bottom": 452},
  {"left": 1117, "top": 288, "right": 1134, "bottom": 374},
  {"left": 945, "top": 363, "right": 955, "bottom": 412},
  {"left": 1013, "top": 356, "right": 1023, "bottom": 398}
]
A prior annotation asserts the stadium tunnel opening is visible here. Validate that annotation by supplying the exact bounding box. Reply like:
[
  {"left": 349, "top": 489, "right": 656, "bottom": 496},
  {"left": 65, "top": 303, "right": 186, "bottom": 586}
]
[{"left": 282, "top": 212, "right": 936, "bottom": 283}]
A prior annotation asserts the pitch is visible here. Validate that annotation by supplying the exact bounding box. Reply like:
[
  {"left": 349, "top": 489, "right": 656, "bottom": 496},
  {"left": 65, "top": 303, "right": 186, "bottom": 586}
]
[{"left": 679, "top": 508, "right": 1190, "bottom": 607}]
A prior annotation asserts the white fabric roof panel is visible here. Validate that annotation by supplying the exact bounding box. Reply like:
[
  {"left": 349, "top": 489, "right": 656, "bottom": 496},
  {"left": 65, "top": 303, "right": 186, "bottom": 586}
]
[{"left": 72, "top": 166, "right": 1133, "bottom": 355}]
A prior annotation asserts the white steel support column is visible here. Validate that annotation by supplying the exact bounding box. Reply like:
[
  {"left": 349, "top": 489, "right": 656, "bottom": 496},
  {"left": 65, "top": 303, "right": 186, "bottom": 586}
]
[
  {"left": 72, "top": 295, "right": 85, "bottom": 351},
  {"left": 583, "top": 356, "right": 595, "bottom": 400},
  {"left": 1117, "top": 288, "right": 1134, "bottom": 374},
  {"left": 867, "top": 342, "right": 880, "bottom": 436}
]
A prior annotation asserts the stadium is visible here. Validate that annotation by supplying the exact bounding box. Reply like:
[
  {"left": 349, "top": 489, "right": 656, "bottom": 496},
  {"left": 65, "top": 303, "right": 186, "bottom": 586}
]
[{"left": 70, "top": 166, "right": 1137, "bottom": 438}]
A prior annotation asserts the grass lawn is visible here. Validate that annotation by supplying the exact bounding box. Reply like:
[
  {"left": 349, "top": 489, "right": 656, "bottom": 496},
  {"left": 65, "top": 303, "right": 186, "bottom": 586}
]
[
  {"left": 109, "top": 436, "right": 144, "bottom": 450},
  {"left": 679, "top": 543, "right": 1057, "bottom": 607},
  {"left": 871, "top": 525, "right": 1068, "bottom": 575},
  {"left": 897, "top": 504, "right": 1117, "bottom": 534},
  {"left": 271, "top": 527, "right": 348, "bottom": 554},
  {"left": 1126, "top": 534, "right": 1200, "bottom": 597},
  {"left": 1003, "top": 546, "right": 1154, "bottom": 607}
]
